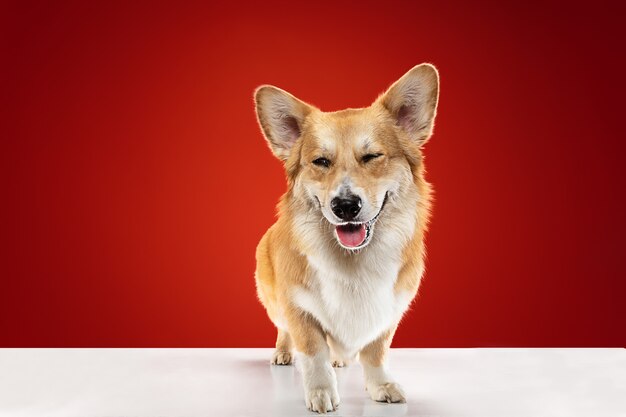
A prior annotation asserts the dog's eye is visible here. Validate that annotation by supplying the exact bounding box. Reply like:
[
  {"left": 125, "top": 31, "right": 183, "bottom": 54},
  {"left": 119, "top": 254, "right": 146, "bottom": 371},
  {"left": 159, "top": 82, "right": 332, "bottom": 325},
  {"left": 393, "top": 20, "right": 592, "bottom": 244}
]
[
  {"left": 312, "top": 157, "right": 331, "bottom": 168},
  {"left": 362, "top": 153, "right": 383, "bottom": 163}
]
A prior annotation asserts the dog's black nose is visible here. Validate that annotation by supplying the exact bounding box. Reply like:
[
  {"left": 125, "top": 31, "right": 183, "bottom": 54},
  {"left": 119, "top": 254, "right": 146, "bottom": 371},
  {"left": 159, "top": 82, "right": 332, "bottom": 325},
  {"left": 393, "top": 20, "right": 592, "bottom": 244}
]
[{"left": 331, "top": 195, "right": 362, "bottom": 221}]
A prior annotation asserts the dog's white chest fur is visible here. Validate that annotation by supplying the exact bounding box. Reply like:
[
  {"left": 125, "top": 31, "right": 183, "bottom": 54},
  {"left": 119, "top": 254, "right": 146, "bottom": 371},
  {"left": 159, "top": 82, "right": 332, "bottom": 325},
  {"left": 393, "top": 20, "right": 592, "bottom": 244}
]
[{"left": 292, "top": 249, "right": 412, "bottom": 354}]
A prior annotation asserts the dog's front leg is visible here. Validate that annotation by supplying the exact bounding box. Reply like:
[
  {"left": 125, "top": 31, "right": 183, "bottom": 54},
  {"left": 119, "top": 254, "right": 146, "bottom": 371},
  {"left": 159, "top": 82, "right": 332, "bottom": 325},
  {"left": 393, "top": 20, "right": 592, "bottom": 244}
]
[
  {"left": 286, "top": 308, "right": 339, "bottom": 413},
  {"left": 359, "top": 327, "right": 406, "bottom": 403}
]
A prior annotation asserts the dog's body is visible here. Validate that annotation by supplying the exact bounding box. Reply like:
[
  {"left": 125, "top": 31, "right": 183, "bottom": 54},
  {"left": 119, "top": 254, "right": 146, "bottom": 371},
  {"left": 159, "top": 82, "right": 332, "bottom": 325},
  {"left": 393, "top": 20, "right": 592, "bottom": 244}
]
[{"left": 254, "top": 64, "right": 439, "bottom": 413}]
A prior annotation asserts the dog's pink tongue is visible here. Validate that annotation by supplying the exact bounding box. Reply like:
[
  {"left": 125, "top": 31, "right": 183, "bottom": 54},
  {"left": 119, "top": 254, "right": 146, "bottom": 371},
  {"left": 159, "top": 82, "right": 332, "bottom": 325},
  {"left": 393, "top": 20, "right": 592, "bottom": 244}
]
[{"left": 336, "top": 224, "right": 366, "bottom": 248}]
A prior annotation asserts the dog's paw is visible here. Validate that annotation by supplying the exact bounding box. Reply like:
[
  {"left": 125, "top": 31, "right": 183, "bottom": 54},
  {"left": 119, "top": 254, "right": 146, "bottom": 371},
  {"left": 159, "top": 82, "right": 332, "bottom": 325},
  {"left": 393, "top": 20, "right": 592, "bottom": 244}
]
[
  {"left": 331, "top": 359, "right": 348, "bottom": 368},
  {"left": 367, "top": 382, "right": 406, "bottom": 403},
  {"left": 271, "top": 350, "right": 292, "bottom": 365},
  {"left": 305, "top": 387, "right": 340, "bottom": 413}
]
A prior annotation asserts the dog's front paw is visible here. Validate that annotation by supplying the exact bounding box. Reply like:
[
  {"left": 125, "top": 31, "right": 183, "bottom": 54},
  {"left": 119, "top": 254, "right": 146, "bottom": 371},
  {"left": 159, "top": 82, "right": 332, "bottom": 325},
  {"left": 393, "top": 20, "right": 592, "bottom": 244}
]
[
  {"left": 305, "top": 387, "right": 340, "bottom": 413},
  {"left": 271, "top": 350, "right": 292, "bottom": 365},
  {"left": 331, "top": 358, "right": 348, "bottom": 368},
  {"left": 367, "top": 382, "right": 406, "bottom": 403}
]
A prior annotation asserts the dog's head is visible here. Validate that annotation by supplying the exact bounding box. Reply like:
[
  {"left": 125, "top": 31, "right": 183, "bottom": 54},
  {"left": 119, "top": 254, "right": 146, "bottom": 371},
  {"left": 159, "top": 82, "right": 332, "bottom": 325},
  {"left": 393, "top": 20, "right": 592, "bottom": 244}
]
[{"left": 254, "top": 64, "right": 439, "bottom": 251}]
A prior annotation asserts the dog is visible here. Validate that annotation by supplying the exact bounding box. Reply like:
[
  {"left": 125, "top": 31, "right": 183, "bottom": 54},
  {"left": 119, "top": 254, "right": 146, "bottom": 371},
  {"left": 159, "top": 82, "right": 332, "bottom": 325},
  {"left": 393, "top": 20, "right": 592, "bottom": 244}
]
[{"left": 253, "top": 63, "right": 439, "bottom": 413}]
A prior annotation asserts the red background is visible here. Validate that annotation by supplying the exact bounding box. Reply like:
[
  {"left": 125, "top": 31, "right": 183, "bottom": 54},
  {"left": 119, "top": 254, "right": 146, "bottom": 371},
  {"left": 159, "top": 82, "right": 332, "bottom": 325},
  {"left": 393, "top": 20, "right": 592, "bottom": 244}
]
[{"left": 2, "top": 1, "right": 624, "bottom": 347}]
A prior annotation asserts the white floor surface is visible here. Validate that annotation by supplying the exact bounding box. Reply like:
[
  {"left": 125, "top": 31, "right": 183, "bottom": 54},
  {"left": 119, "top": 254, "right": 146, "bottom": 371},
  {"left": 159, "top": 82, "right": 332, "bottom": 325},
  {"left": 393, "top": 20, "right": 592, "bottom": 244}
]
[{"left": 0, "top": 348, "right": 624, "bottom": 417}]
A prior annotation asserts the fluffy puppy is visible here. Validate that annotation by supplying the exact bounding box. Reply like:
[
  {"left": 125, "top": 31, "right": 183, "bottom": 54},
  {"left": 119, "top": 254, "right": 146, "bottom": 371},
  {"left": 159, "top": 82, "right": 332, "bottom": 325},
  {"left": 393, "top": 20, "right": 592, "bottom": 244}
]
[{"left": 254, "top": 63, "right": 439, "bottom": 413}]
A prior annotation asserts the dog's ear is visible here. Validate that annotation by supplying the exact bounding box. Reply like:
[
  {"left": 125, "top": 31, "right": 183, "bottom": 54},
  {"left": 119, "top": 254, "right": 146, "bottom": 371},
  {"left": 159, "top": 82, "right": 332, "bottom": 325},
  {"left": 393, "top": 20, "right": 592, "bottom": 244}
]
[
  {"left": 254, "top": 85, "right": 315, "bottom": 161},
  {"left": 377, "top": 63, "right": 440, "bottom": 145}
]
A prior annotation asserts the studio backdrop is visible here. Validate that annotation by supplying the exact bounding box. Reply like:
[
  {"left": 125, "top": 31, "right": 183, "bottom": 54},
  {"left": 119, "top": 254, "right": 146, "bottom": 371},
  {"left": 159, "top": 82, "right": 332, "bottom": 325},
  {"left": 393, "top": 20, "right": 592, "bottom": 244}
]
[{"left": 2, "top": 1, "right": 624, "bottom": 347}]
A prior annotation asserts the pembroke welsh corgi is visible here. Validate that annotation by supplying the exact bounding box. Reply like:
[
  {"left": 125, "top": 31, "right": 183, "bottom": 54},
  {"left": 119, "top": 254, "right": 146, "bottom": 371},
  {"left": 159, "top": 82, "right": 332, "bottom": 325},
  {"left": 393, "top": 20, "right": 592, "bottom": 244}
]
[{"left": 254, "top": 63, "right": 440, "bottom": 413}]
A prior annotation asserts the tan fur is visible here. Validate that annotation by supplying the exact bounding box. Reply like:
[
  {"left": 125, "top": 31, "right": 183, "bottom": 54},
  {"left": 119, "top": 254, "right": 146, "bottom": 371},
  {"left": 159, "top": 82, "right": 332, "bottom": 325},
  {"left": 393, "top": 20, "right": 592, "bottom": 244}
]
[
  {"left": 359, "top": 326, "right": 397, "bottom": 368},
  {"left": 253, "top": 64, "right": 440, "bottom": 412}
]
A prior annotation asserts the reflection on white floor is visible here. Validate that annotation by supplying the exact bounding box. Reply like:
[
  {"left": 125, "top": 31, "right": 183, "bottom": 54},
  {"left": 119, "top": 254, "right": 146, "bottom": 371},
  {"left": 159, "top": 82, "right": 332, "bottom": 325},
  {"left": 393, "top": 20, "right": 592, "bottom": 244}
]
[{"left": 0, "top": 348, "right": 624, "bottom": 417}]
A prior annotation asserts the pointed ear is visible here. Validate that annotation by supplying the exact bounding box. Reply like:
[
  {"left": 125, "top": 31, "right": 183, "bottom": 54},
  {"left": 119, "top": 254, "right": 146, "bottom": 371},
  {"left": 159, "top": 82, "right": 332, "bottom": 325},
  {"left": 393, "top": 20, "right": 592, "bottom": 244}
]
[
  {"left": 377, "top": 63, "right": 440, "bottom": 145},
  {"left": 254, "top": 85, "right": 315, "bottom": 161}
]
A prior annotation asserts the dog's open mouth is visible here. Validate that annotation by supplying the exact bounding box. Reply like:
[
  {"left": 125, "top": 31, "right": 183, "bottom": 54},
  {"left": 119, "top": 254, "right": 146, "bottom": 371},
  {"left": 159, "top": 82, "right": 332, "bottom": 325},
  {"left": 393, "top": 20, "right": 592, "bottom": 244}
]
[
  {"left": 333, "top": 193, "right": 388, "bottom": 250},
  {"left": 335, "top": 223, "right": 370, "bottom": 248}
]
